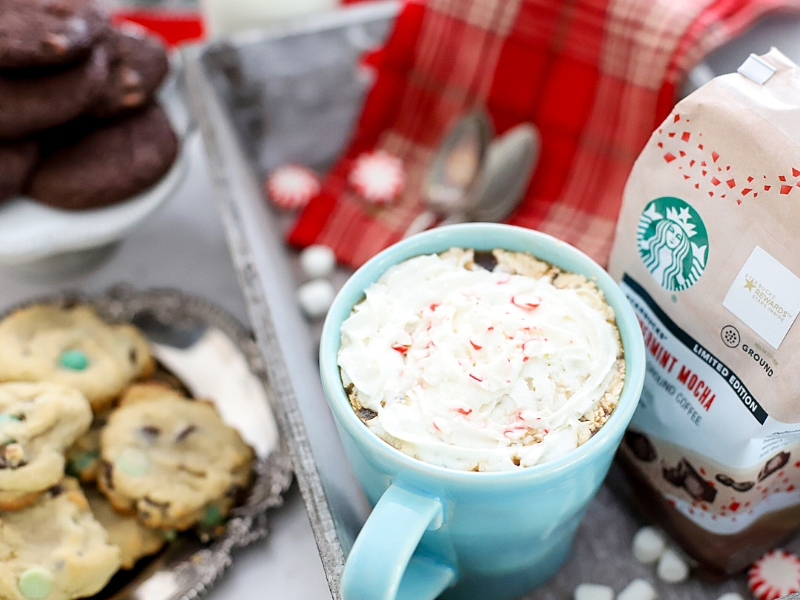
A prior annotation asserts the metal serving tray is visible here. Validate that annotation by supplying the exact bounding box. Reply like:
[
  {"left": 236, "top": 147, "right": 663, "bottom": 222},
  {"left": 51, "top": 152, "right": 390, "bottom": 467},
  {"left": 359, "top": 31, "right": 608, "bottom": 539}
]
[{"left": 182, "top": 4, "right": 800, "bottom": 597}]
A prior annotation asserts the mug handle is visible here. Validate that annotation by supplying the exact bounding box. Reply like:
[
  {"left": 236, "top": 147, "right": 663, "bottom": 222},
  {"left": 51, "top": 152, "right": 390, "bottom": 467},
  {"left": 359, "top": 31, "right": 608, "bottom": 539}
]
[{"left": 341, "top": 483, "right": 457, "bottom": 600}]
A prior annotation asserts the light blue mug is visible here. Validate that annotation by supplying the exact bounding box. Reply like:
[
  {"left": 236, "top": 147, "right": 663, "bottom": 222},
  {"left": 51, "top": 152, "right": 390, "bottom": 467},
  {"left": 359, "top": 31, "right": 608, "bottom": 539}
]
[{"left": 319, "top": 223, "right": 645, "bottom": 600}]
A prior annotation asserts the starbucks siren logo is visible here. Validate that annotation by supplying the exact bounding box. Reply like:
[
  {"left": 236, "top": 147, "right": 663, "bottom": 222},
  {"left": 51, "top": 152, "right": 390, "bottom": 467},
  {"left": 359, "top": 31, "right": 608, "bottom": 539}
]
[{"left": 637, "top": 197, "right": 708, "bottom": 292}]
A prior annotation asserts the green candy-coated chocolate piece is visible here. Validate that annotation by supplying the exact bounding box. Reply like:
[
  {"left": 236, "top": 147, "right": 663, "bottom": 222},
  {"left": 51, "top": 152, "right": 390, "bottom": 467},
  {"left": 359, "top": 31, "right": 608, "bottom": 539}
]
[
  {"left": 59, "top": 349, "right": 89, "bottom": 371},
  {"left": 201, "top": 504, "right": 224, "bottom": 527},
  {"left": 115, "top": 448, "right": 150, "bottom": 477},
  {"left": 67, "top": 450, "right": 99, "bottom": 476},
  {"left": 161, "top": 529, "right": 178, "bottom": 542},
  {"left": 18, "top": 567, "right": 52, "bottom": 599},
  {"left": 0, "top": 414, "right": 20, "bottom": 443}
]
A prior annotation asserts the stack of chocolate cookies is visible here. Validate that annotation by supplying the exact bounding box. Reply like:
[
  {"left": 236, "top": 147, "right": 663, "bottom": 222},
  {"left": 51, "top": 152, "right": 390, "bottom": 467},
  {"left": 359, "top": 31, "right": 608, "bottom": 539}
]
[{"left": 0, "top": 0, "right": 178, "bottom": 210}]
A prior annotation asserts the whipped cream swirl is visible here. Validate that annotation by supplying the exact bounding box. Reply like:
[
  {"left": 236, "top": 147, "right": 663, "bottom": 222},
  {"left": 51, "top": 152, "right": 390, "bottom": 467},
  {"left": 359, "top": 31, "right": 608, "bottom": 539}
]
[{"left": 338, "top": 250, "right": 622, "bottom": 471}]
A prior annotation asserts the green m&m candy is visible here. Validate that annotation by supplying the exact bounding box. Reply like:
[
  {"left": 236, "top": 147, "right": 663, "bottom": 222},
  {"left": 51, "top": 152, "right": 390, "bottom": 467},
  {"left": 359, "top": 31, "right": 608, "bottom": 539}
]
[
  {"left": 115, "top": 448, "right": 150, "bottom": 477},
  {"left": 0, "top": 414, "right": 20, "bottom": 442},
  {"left": 66, "top": 450, "right": 99, "bottom": 477},
  {"left": 18, "top": 567, "right": 52, "bottom": 599},
  {"left": 0, "top": 414, "right": 20, "bottom": 426},
  {"left": 200, "top": 504, "right": 224, "bottom": 528},
  {"left": 59, "top": 350, "right": 89, "bottom": 371}
]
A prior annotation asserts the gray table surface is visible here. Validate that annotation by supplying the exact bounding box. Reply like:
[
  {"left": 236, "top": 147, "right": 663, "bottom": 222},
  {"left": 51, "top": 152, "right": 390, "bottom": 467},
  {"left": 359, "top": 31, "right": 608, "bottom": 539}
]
[{"left": 0, "top": 132, "right": 331, "bottom": 600}]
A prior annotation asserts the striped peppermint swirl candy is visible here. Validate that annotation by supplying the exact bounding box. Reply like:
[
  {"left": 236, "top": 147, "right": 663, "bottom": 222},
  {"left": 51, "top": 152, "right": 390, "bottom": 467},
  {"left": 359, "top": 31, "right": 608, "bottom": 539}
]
[
  {"left": 348, "top": 150, "right": 405, "bottom": 205},
  {"left": 265, "top": 164, "right": 320, "bottom": 209},
  {"left": 748, "top": 549, "right": 800, "bottom": 600}
]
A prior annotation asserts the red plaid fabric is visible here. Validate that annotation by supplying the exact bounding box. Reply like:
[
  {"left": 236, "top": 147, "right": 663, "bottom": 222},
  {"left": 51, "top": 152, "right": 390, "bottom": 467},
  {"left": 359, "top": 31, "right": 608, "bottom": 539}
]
[
  {"left": 112, "top": 11, "right": 204, "bottom": 45},
  {"left": 287, "top": 0, "right": 800, "bottom": 268}
]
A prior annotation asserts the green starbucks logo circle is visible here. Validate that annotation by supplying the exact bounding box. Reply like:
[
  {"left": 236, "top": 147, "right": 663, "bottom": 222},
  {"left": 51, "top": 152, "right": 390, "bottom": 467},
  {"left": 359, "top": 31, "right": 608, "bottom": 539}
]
[{"left": 636, "top": 197, "right": 708, "bottom": 292}]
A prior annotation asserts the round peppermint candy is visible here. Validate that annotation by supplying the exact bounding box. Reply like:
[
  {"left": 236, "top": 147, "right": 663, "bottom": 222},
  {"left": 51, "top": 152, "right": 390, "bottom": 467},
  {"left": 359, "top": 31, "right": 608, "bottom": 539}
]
[
  {"left": 265, "top": 164, "right": 320, "bottom": 209},
  {"left": 748, "top": 549, "right": 800, "bottom": 600},
  {"left": 348, "top": 150, "right": 405, "bottom": 205}
]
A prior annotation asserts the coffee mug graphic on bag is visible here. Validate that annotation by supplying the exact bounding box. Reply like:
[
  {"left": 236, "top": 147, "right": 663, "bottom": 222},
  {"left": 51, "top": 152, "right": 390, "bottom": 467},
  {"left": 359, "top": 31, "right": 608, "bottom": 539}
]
[{"left": 319, "top": 223, "right": 645, "bottom": 600}]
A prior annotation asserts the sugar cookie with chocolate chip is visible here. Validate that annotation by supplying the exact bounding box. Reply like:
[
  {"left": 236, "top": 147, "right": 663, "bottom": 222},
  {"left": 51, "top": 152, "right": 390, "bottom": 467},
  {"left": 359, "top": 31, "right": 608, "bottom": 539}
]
[
  {"left": 98, "top": 384, "right": 253, "bottom": 531},
  {"left": 0, "top": 304, "right": 155, "bottom": 412},
  {"left": 0, "top": 477, "right": 120, "bottom": 600},
  {"left": 67, "top": 375, "right": 190, "bottom": 483},
  {"left": 85, "top": 487, "right": 165, "bottom": 570},
  {"left": 0, "top": 382, "right": 92, "bottom": 510}
]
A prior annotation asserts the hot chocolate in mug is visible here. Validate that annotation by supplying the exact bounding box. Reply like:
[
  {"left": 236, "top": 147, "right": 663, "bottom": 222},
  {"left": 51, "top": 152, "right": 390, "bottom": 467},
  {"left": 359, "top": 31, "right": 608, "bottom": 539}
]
[{"left": 319, "top": 223, "right": 645, "bottom": 600}]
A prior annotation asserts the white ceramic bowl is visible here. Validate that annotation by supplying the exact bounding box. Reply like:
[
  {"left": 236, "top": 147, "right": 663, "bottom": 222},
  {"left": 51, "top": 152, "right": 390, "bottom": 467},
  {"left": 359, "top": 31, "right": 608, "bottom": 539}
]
[{"left": 0, "top": 64, "right": 191, "bottom": 277}]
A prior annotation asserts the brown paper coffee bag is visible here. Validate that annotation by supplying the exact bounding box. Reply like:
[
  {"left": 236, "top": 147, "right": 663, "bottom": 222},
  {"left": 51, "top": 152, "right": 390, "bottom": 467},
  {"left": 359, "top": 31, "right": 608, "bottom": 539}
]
[{"left": 608, "top": 48, "right": 800, "bottom": 575}]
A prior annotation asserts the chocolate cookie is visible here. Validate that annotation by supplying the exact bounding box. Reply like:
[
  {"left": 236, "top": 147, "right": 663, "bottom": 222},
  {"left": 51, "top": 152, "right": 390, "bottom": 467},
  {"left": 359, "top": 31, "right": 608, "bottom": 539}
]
[
  {"left": 98, "top": 384, "right": 254, "bottom": 531},
  {"left": 0, "top": 139, "right": 37, "bottom": 201},
  {"left": 0, "top": 478, "right": 120, "bottom": 600},
  {"left": 0, "top": 43, "right": 108, "bottom": 139},
  {"left": 91, "top": 26, "right": 169, "bottom": 119},
  {"left": 0, "top": 0, "right": 109, "bottom": 69},
  {"left": 26, "top": 103, "right": 178, "bottom": 210}
]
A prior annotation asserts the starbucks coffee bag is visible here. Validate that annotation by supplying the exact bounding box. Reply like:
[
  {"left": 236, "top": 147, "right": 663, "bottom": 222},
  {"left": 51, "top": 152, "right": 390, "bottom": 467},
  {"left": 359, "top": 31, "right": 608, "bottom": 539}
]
[{"left": 608, "top": 48, "right": 800, "bottom": 575}]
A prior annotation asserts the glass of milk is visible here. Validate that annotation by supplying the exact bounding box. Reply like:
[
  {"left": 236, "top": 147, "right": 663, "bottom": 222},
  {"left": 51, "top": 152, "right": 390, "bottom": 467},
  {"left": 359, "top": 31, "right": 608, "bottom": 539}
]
[{"left": 200, "top": 0, "right": 339, "bottom": 37}]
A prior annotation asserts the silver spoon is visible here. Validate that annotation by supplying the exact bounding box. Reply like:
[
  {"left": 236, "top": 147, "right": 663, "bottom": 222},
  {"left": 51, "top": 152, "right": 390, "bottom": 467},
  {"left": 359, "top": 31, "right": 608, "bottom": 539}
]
[
  {"left": 404, "top": 117, "right": 540, "bottom": 237},
  {"left": 403, "top": 110, "right": 491, "bottom": 237},
  {"left": 461, "top": 121, "right": 540, "bottom": 224}
]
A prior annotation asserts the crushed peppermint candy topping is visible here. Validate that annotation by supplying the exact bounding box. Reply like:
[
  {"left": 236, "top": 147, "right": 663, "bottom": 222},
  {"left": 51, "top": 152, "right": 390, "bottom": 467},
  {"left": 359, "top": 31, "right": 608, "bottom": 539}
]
[
  {"left": 348, "top": 150, "right": 405, "bottom": 204},
  {"left": 748, "top": 549, "right": 800, "bottom": 600},
  {"left": 338, "top": 249, "right": 623, "bottom": 471},
  {"left": 265, "top": 164, "right": 320, "bottom": 209}
]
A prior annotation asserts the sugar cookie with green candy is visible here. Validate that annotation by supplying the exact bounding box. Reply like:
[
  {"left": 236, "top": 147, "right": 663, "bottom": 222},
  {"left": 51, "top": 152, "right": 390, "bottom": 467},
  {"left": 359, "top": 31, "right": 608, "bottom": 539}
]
[
  {"left": 85, "top": 488, "right": 166, "bottom": 570},
  {"left": 97, "top": 383, "right": 254, "bottom": 531},
  {"left": 66, "top": 375, "right": 190, "bottom": 484},
  {"left": 0, "top": 304, "right": 155, "bottom": 413},
  {"left": 0, "top": 477, "right": 120, "bottom": 600},
  {"left": 0, "top": 382, "right": 92, "bottom": 510}
]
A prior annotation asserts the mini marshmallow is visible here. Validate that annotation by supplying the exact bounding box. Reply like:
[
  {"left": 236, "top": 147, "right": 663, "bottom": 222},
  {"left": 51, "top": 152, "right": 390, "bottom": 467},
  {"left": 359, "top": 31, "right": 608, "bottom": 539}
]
[
  {"left": 716, "top": 594, "right": 745, "bottom": 600},
  {"left": 616, "top": 579, "right": 657, "bottom": 600},
  {"left": 297, "top": 279, "right": 336, "bottom": 319},
  {"left": 657, "top": 548, "right": 689, "bottom": 583},
  {"left": 632, "top": 526, "right": 666, "bottom": 564},
  {"left": 300, "top": 245, "right": 337, "bottom": 279},
  {"left": 574, "top": 583, "right": 614, "bottom": 600}
]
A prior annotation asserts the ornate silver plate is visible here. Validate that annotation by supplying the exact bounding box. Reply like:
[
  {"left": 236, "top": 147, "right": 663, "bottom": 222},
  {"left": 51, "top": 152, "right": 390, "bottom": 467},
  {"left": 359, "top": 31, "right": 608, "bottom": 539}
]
[{"left": 0, "top": 286, "right": 294, "bottom": 600}]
